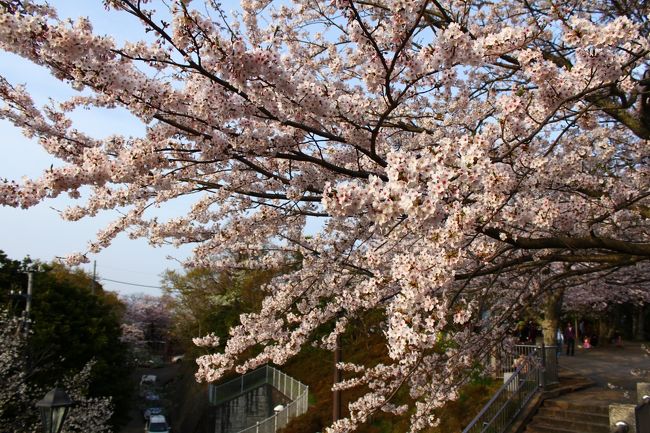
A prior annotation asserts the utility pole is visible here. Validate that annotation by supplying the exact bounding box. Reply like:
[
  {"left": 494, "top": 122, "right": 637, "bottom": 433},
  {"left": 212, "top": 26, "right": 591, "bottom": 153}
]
[
  {"left": 26, "top": 272, "right": 33, "bottom": 315},
  {"left": 23, "top": 271, "right": 33, "bottom": 334},
  {"left": 333, "top": 334, "right": 342, "bottom": 423},
  {"left": 91, "top": 260, "right": 97, "bottom": 295}
]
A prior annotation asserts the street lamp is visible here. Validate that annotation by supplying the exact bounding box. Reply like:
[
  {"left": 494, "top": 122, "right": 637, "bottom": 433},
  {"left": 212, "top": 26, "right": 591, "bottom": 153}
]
[{"left": 36, "top": 388, "right": 73, "bottom": 433}]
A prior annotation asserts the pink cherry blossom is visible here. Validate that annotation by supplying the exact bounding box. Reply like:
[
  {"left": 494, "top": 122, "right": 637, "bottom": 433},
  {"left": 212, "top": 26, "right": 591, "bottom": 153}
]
[{"left": 2, "top": 1, "right": 650, "bottom": 431}]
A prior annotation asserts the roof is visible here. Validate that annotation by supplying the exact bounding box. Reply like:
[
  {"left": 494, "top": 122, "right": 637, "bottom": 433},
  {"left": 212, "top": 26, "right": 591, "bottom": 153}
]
[{"left": 149, "top": 414, "right": 167, "bottom": 423}]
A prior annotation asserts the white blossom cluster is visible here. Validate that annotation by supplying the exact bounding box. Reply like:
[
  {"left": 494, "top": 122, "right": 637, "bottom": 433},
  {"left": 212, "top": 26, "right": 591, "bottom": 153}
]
[{"left": 2, "top": 1, "right": 650, "bottom": 431}]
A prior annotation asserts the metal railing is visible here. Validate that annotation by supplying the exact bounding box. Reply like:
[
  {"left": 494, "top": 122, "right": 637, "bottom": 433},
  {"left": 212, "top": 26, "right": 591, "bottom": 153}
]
[
  {"left": 498, "top": 344, "right": 558, "bottom": 386},
  {"left": 208, "top": 365, "right": 309, "bottom": 433},
  {"left": 462, "top": 351, "right": 541, "bottom": 433}
]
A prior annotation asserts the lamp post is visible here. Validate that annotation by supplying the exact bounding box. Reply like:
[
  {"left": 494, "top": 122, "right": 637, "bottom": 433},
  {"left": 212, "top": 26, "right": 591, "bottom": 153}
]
[{"left": 36, "top": 388, "right": 73, "bottom": 433}]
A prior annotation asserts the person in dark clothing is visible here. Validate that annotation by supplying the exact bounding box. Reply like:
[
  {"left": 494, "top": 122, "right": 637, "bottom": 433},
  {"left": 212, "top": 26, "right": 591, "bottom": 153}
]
[
  {"left": 527, "top": 320, "right": 537, "bottom": 343},
  {"left": 564, "top": 324, "right": 575, "bottom": 356}
]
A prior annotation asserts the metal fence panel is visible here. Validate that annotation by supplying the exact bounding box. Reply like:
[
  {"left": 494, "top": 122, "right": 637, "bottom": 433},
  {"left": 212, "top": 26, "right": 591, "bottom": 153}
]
[
  {"left": 543, "top": 346, "right": 559, "bottom": 385},
  {"left": 462, "top": 350, "right": 542, "bottom": 433},
  {"left": 209, "top": 365, "right": 309, "bottom": 433}
]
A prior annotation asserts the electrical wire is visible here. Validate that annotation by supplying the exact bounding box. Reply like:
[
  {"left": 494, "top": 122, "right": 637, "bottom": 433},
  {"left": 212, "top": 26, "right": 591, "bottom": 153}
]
[{"left": 98, "top": 277, "right": 163, "bottom": 289}]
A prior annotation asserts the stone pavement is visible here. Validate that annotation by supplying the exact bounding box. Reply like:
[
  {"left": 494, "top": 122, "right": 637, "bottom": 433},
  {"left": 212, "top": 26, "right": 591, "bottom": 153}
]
[
  {"left": 514, "top": 342, "right": 649, "bottom": 433},
  {"left": 557, "top": 341, "right": 649, "bottom": 392}
]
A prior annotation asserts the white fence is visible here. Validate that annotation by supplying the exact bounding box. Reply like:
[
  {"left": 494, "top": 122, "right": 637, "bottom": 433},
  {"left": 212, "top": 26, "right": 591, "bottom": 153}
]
[{"left": 208, "top": 365, "right": 309, "bottom": 433}]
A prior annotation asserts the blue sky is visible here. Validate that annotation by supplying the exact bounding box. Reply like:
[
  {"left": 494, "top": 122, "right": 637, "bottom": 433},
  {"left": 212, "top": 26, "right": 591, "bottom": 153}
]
[
  {"left": 0, "top": 1, "right": 241, "bottom": 295},
  {"left": 1, "top": 1, "right": 324, "bottom": 296}
]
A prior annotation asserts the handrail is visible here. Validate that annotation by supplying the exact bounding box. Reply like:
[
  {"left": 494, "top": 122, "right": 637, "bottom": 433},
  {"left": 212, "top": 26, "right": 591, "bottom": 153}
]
[
  {"left": 498, "top": 344, "right": 558, "bottom": 386},
  {"left": 462, "top": 350, "right": 541, "bottom": 433}
]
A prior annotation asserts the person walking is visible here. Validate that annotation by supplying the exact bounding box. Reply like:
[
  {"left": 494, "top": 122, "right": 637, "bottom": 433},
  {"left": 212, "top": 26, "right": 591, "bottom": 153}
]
[
  {"left": 556, "top": 327, "right": 564, "bottom": 356},
  {"left": 564, "top": 323, "right": 576, "bottom": 356}
]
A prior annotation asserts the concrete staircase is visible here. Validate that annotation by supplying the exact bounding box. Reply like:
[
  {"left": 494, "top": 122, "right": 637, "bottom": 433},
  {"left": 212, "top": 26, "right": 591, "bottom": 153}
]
[{"left": 524, "top": 397, "right": 609, "bottom": 433}]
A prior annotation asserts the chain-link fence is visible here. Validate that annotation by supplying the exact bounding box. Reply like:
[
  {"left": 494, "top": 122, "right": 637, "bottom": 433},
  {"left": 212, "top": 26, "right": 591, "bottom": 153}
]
[{"left": 208, "top": 365, "right": 309, "bottom": 433}]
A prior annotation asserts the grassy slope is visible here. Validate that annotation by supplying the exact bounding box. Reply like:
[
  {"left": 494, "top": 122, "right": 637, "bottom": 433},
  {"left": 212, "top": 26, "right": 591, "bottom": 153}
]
[{"left": 281, "top": 332, "right": 499, "bottom": 433}]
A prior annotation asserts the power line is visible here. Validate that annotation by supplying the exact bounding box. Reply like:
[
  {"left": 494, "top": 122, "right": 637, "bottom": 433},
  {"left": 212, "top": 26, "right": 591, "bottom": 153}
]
[{"left": 98, "top": 277, "right": 163, "bottom": 290}]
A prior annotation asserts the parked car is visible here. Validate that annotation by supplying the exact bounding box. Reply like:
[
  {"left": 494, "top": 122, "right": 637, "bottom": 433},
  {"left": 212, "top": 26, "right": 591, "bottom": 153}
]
[
  {"left": 140, "top": 375, "right": 157, "bottom": 387},
  {"left": 144, "top": 389, "right": 161, "bottom": 399},
  {"left": 143, "top": 406, "right": 165, "bottom": 421},
  {"left": 171, "top": 354, "right": 184, "bottom": 363},
  {"left": 137, "top": 355, "right": 165, "bottom": 368},
  {"left": 145, "top": 414, "right": 170, "bottom": 433}
]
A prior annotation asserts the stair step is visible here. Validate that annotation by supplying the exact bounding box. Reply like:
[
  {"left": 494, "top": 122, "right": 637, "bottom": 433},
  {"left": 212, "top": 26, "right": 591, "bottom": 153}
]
[
  {"left": 531, "top": 416, "right": 609, "bottom": 433},
  {"left": 542, "top": 399, "right": 609, "bottom": 415},
  {"left": 526, "top": 420, "right": 610, "bottom": 433},
  {"left": 525, "top": 424, "right": 597, "bottom": 433},
  {"left": 536, "top": 407, "right": 609, "bottom": 423}
]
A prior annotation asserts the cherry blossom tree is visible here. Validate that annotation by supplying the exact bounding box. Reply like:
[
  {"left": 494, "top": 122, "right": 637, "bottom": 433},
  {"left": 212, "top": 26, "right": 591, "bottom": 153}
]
[
  {"left": 525, "top": 263, "right": 650, "bottom": 345},
  {"left": 564, "top": 267, "right": 650, "bottom": 312},
  {"left": 121, "top": 293, "right": 173, "bottom": 345},
  {"left": 2, "top": 1, "right": 650, "bottom": 431},
  {"left": 0, "top": 310, "right": 113, "bottom": 433}
]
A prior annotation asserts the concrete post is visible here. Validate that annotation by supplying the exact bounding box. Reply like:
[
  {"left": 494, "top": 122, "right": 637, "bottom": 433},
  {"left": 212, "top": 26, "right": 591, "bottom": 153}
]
[
  {"left": 610, "top": 404, "right": 637, "bottom": 433},
  {"left": 637, "top": 383, "right": 650, "bottom": 405}
]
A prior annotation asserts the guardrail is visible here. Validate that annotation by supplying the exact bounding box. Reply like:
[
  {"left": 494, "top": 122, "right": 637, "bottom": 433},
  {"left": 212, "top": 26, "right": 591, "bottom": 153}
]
[
  {"left": 462, "top": 350, "right": 541, "bottom": 433},
  {"left": 208, "top": 365, "right": 309, "bottom": 433}
]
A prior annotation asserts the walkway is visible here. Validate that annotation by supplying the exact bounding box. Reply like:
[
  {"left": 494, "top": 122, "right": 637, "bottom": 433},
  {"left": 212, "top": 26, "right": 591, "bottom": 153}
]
[
  {"left": 558, "top": 341, "right": 649, "bottom": 391},
  {"left": 515, "top": 342, "right": 649, "bottom": 433}
]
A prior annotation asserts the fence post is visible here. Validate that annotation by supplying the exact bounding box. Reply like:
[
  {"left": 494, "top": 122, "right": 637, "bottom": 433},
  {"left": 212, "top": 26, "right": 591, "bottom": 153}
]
[
  {"left": 538, "top": 343, "right": 546, "bottom": 389},
  {"left": 610, "top": 403, "right": 637, "bottom": 433}
]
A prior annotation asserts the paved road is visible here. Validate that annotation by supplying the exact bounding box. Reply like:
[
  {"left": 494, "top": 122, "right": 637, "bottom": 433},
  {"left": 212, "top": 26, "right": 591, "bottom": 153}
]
[
  {"left": 121, "top": 363, "right": 181, "bottom": 433},
  {"left": 558, "top": 341, "right": 649, "bottom": 391}
]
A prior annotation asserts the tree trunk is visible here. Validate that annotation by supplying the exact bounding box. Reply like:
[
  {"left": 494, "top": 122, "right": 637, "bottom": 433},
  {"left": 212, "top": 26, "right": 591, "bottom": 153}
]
[
  {"left": 541, "top": 288, "right": 564, "bottom": 346},
  {"left": 633, "top": 305, "right": 645, "bottom": 340},
  {"left": 598, "top": 311, "right": 618, "bottom": 345}
]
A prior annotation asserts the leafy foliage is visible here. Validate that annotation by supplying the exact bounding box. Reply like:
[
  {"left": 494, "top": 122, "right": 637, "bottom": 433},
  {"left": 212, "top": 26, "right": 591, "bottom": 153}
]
[
  {"left": 162, "top": 266, "right": 276, "bottom": 354},
  {"left": 0, "top": 251, "right": 131, "bottom": 429},
  {"left": 0, "top": 309, "right": 113, "bottom": 433}
]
